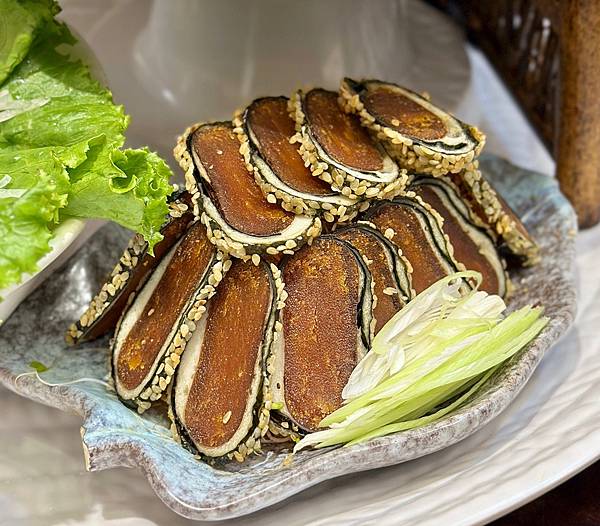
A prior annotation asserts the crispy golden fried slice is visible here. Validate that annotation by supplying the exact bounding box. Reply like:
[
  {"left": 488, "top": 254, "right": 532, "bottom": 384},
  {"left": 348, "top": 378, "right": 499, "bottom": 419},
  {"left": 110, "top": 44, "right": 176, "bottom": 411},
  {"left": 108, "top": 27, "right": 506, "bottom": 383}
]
[
  {"left": 305, "top": 89, "right": 384, "bottom": 172},
  {"left": 112, "top": 221, "right": 222, "bottom": 410},
  {"left": 340, "top": 78, "right": 485, "bottom": 177},
  {"left": 270, "top": 236, "right": 373, "bottom": 432},
  {"left": 176, "top": 121, "right": 319, "bottom": 258},
  {"left": 171, "top": 260, "right": 278, "bottom": 458},
  {"left": 191, "top": 123, "right": 295, "bottom": 236},
  {"left": 248, "top": 97, "right": 334, "bottom": 195},
  {"left": 448, "top": 166, "right": 540, "bottom": 265},
  {"left": 411, "top": 179, "right": 508, "bottom": 297},
  {"left": 234, "top": 96, "right": 359, "bottom": 221},
  {"left": 335, "top": 224, "right": 413, "bottom": 333},
  {"left": 365, "top": 198, "right": 461, "bottom": 294},
  {"left": 290, "top": 89, "right": 404, "bottom": 201},
  {"left": 66, "top": 193, "right": 194, "bottom": 344}
]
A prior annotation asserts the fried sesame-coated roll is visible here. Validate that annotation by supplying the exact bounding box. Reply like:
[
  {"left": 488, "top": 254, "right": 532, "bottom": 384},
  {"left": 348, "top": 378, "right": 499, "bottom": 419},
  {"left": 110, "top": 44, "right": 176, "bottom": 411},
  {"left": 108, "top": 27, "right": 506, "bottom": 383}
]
[
  {"left": 448, "top": 164, "right": 539, "bottom": 266},
  {"left": 170, "top": 260, "right": 280, "bottom": 460},
  {"left": 112, "top": 221, "right": 226, "bottom": 413},
  {"left": 233, "top": 96, "right": 358, "bottom": 222},
  {"left": 66, "top": 192, "right": 194, "bottom": 345},
  {"left": 334, "top": 223, "right": 414, "bottom": 334},
  {"left": 269, "top": 236, "right": 374, "bottom": 433},
  {"left": 290, "top": 88, "right": 406, "bottom": 202},
  {"left": 364, "top": 195, "right": 462, "bottom": 294},
  {"left": 410, "top": 177, "right": 509, "bottom": 297},
  {"left": 340, "top": 78, "right": 485, "bottom": 177},
  {"left": 174, "top": 121, "right": 321, "bottom": 259}
]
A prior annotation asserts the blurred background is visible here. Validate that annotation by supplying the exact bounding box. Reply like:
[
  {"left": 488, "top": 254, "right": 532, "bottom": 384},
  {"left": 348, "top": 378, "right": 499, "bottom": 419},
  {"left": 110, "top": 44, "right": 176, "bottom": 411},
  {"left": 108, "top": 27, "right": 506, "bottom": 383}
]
[{"left": 58, "top": 0, "right": 553, "bottom": 176}]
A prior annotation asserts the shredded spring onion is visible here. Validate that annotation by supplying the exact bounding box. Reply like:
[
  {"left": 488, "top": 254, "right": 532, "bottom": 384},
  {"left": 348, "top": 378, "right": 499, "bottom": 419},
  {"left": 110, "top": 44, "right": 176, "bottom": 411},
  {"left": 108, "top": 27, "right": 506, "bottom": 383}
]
[{"left": 295, "top": 272, "right": 548, "bottom": 451}]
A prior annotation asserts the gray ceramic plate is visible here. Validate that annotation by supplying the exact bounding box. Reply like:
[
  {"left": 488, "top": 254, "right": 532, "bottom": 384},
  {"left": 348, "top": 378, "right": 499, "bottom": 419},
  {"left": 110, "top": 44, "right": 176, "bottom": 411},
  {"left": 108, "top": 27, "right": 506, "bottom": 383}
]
[{"left": 0, "top": 155, "right": 576, "bottom": 521}]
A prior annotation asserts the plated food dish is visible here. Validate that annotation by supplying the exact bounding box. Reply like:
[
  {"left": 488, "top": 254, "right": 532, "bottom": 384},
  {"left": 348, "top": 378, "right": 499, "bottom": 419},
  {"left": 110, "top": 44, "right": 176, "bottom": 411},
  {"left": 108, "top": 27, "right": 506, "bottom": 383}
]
[
  {"left": 0, "top": 156, "right": 575, "bottom": 520},
  {"left": 0, "top": 1, "right": 576, "bottom": 521},
  {"left": 65, "top": 69, "right": 548, "bottom": 463}
]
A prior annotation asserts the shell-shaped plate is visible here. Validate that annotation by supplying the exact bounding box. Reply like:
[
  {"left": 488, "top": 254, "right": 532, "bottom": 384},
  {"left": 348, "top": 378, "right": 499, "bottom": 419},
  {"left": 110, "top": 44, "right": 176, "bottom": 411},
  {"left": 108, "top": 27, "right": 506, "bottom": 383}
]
[{"left": 0, "top": 156, "right": 576, "bottom": 520}]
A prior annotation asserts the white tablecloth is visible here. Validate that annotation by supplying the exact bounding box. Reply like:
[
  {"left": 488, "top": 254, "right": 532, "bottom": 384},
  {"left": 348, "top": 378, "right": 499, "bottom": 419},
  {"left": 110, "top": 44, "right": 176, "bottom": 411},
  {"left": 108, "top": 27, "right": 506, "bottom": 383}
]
[{"left": 3, "top": 9, "right": 598, "bottom": 526}]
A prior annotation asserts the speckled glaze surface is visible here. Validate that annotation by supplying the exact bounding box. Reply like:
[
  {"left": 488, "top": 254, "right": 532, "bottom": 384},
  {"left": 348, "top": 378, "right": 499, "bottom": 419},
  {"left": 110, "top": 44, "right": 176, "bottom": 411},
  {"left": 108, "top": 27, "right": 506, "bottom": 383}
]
[{"left": 0, "top": 156, "right": 576, "bottom": 521}]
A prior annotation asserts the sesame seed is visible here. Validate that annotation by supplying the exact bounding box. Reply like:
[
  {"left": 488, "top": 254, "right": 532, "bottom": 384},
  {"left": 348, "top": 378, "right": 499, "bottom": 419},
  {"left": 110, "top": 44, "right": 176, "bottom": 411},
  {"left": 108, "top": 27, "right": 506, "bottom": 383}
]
[{"left": 222, "top": 410, "right": 232, "bottom": 424}]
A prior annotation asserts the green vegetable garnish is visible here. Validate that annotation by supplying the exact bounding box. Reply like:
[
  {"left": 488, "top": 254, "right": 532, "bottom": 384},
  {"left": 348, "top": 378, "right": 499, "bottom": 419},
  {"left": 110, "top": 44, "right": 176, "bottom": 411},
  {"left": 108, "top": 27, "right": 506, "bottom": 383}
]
[
  {"left": 0, "top": 0, "right": 173, "bottom": 291},
  {"left": 295, "top": 272, "right": 548, "bottom": 451},
  {"left": 29, "top": 360, "right": 48, "bottom": 373}
]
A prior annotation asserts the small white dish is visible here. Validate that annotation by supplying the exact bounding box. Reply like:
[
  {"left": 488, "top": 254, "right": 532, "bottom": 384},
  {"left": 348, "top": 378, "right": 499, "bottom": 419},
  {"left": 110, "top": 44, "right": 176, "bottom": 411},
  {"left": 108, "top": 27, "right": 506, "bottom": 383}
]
[{"left": 0, "top": 220, "right": 103, "bottom": 322}]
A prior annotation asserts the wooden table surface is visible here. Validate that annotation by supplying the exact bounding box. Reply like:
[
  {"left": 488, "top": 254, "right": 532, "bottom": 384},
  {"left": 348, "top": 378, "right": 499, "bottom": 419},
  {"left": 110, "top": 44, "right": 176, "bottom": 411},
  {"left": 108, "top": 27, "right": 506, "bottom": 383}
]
[{"left": 492, "top": 462, "right": 600, "bottom": 525}]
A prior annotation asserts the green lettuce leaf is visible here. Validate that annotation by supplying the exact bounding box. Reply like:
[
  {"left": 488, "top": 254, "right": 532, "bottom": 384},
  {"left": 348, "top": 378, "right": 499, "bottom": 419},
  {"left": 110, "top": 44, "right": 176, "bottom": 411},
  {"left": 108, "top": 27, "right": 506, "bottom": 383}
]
[
  {"left": 0, "top": 151, "right": 70, "bottom": 289},
  {"left": 64, "top": 144, "right": 173, "bottom": 250},
  {"left": 0, "top": 0, "right": 58, "bottom": 85},
  {"left": 0, "top": 1, "right": 172, "bottom": 290}
]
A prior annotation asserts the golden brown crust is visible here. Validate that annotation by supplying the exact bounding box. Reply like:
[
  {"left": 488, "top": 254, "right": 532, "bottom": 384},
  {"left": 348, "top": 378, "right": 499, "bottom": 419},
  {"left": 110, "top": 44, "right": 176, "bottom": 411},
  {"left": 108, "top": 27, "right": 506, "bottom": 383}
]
[
  {"left": 116, "top": 222, "right": 216, "bottom": 391},
  {"left": 247, "top": 97, "right": 333, "bottom": 196},
  {"left": 191, "top": 123, "right": 295, "bottom": 236},
  {"left": 184, "top": 261, "right": 272, "bottom": 449},
  {"left": 289, "top": 90, "right": 408, "bottom": 202},
  {"left": 448, "top": 163, "right": 540, "bottom": 265},
  {"left": 362, "top": 87, "right": 446, "bottom": 141},
  {"left": 281, "top": 238, "right": 363, "bottom": 432},
  {"left": 413, "top": 185, "right": 502, "bottom": 295},
  {"left": 66, "top": 201, "right": 194, "bottom": 344},
  {"left": 339, "top": 78, "right": 486, "bottom": 177},
  {"left": 335, "top": 227, "right": 405, "bottom": 334},
  {"left": 366, "top": 201, "right": 457, "bottom": 293},
  {"left": 304, "top": 89, "right": 384, "bottom": 172}
]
